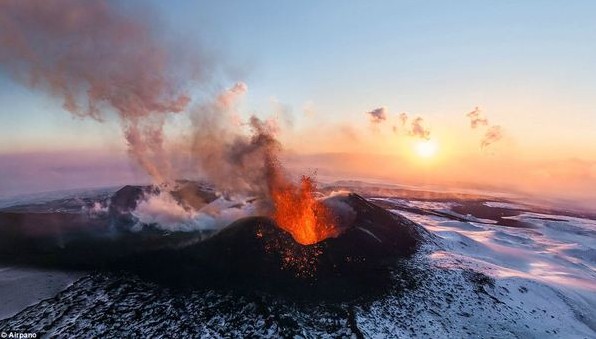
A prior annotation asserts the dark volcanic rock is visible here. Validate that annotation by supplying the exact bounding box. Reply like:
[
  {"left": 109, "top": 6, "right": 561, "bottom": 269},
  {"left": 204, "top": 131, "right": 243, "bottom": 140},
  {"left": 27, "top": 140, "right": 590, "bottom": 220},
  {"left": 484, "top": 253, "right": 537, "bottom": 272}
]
[
  {"left": 169, "top": 180, "right": 219, "bottom": 210},
  {"left": 119, "top": 193, "right": 428, "bottom": 300},
  {"left": 109, "top": 185, "right": 146, "bottom": 215},
  {"left": 0, "top": 211, "right": 109, "bottom": 260},
  {"left": 108, "top": 184, "right": 156, "bottom": 229}
]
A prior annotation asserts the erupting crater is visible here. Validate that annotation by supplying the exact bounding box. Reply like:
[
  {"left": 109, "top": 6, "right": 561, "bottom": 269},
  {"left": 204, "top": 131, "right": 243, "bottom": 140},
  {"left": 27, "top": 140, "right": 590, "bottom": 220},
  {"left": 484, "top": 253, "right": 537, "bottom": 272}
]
[
  {"left": 120, "top": 187, "right": 429, "bottom": 299},
  {"left": 271, "top": 176, "right": 342, "bottom": 245}
]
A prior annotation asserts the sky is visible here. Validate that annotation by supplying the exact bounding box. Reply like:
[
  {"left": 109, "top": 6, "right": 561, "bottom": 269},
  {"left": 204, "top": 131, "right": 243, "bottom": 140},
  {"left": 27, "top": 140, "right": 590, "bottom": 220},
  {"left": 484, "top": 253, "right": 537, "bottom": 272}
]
[{"left": 0, "top": 0, "right": 595, "bottom": 206}]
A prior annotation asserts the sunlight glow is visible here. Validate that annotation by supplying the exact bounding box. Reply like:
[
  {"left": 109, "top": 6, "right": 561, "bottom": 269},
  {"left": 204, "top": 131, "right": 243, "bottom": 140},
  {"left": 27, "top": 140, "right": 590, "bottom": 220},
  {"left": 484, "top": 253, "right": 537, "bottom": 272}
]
[{"left": 415, "top": 139, "right": 438, "bottom": 158}]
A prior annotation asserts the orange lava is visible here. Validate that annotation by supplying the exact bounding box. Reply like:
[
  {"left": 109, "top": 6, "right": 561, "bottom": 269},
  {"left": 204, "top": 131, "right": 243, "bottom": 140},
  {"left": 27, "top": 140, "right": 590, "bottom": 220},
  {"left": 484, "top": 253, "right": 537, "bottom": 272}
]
[{"left": 271, "top": 175, "right": 339, "bottom": 245}]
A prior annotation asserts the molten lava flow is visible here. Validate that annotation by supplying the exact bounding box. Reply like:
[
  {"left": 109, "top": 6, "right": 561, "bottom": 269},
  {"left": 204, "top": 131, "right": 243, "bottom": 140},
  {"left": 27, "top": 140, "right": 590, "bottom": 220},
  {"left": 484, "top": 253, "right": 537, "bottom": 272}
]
[{"left": 271, "top": 176, "right": 339, "bottom": 245}]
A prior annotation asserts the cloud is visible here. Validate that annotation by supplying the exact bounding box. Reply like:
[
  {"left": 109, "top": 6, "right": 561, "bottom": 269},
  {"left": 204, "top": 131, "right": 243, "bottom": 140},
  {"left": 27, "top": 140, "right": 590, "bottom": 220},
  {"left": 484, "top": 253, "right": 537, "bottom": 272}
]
[
  {"left": 398, "top": 113, "right": 408, "bottom": 126},
  {"left": 481, "top": 125, "right": 503, "bottom": 149},
  {"left": 366, "top": 107, "right": 388, "bottom": 124},
  {"left": 466, "top": 107, "right": 503, "bottom": 149},
  {"left": 366, "top": 108, "right": 431, "bottom": 140},
  {"left": 392, "top": 112, "right": 409, "bottom": 133},
  {"left": 408, "top": 117, "right": 431, "bottom": 140},
  {"left": 466, "top": 106, "right": 489, "bottom": 129}
]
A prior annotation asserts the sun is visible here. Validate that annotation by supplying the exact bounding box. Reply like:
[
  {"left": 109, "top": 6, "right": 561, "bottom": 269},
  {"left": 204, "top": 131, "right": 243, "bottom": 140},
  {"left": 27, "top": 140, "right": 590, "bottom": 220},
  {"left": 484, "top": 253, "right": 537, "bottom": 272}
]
[{"left": 415, "top": 139, "right": 438, "bottom": 158}]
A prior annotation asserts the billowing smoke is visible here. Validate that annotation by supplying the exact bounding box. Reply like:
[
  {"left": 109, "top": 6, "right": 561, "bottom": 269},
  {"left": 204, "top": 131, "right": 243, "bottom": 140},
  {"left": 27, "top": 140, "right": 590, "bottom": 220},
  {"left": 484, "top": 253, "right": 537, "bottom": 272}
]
[
  {"left": 0, "top": 0, "right": 202, "bottom": 183},
  {"left": 131, "top": 190, "right": 259, "bottom": 234},
  {"left": 0, "top": 0, "right": 332, "bottom": 240},
  {"left": 481, "top": 125, "right": 503, "bottom": 149},
  {"left": 465, "top": 107, "right": 503, "bottom": 149},
  {"left": 125, "top": 81, "right": 287, "bottom": 233},
  {"left": 466, "top": 107, "right": 489, "bottom": 129},
  {"left": 190, "top": 83, "right": 282, "bottom": 197},
  {"left": 366, "top": 107, "right": 388, "bottom": 124}
]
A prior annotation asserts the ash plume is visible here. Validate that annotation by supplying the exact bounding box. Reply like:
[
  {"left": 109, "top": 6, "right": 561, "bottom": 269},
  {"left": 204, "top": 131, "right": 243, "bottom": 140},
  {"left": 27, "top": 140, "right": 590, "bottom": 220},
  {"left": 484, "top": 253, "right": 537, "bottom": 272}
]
[
  {"left": 466, "top": 106, "right": 489, "bottom": 129},
  {"left": 0, "top": 1, "right": 323, "bottom": 235},
  {"left": 366, "top": 107, "right": 388, "bottom": 124},
  {"left": 481, "top": 125, "right": 503, "bottom": 149},
  {"left": 190, "top": 83, "right": 282, "bottom": 198},
  {"left": 129, "top": 82, "right": 288, "bottom": 232},
  {"left": 0, "top": 0, "right": 204, "bottom": 183}
]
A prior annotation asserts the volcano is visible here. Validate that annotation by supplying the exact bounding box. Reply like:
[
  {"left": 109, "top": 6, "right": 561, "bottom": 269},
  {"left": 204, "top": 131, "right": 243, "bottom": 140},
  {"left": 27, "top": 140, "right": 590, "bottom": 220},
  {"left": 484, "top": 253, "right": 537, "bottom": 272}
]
[
  {"left": 117, "top": 192, "right": 429, "bottom": 299},
  {"left": 0, "top": 182, "right": 428, "bottom": 300}
]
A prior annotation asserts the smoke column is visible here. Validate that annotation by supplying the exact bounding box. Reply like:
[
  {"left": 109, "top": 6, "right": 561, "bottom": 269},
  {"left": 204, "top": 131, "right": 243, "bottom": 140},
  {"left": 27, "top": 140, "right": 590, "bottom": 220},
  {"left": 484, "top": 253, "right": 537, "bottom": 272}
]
[{"left": 0, "top": 0, "right": 204, "bottom": 183}]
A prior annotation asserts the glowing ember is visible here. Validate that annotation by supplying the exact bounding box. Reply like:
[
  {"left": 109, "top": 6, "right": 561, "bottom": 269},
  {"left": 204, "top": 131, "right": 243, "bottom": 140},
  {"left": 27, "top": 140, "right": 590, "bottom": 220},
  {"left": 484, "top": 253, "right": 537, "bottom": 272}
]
[{"left": 271, "top": 176, "right": 339, "bottom": 245}]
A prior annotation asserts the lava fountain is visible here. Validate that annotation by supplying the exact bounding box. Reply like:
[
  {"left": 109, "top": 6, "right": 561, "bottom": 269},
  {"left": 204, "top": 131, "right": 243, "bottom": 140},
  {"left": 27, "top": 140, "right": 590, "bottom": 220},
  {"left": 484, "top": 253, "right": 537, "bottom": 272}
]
[{"left": 270, "top": 175, "right": 340, "bottom": 245}]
